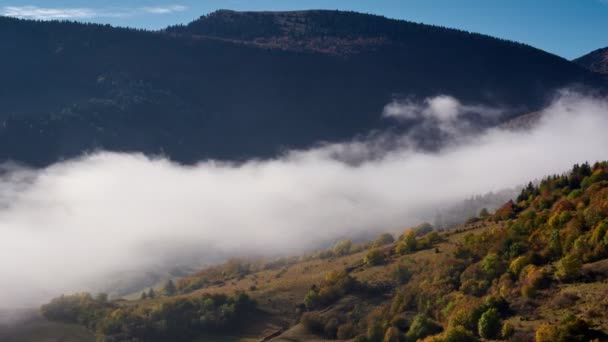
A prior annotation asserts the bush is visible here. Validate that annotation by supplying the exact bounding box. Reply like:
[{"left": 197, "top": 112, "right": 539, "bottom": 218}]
[
  {"left": 535, "top": 314, "right": 590, "bottom": 342},
  {"left": 406, "top": 314, "right": 442, "bottom": 342},
  {"left": 365, "top": 248, "right": 385, "bottom": 266},
  {"left": 535, "top": 324, "right": 559, "bottom": 342},
  {"left": 509, "top": 255, "right": 529, "bottom": 276},
  {"left": 501, "top": 321, "right": 514, "bottom": 339},
  {"left": 520, "top": 265, "right": 547, "bottom": 298},
  {"left": 367, "top": 321, "right": 385, "bottom": 342},
  {"left": 337, "top": 322, "right": 357, "bottom": 340},
  {"left": 301, "top": 312, "right": 324, "bottom": 335},
  {"left": 390, "top": 316, "right": 409, "bottom": 331},
  {"left": 324, "top": 316, "right": 340, "bottom": 339},
  {"left": 392, "top": 262, "right": 412, "bottom": 284},
  {"left": 443, "top": 325, "right": 478, "bottom": 342},
  {"left": 333, "top": 239, "right": 353, "bottom": 256},
  {"left": 396, "top": 231, "right": 417, "bottom": 255},
  {"left": 481, "top": 253, "right": 504, "bottom": 279},
  {"left": 555, "top": 254, "right": 582, "bottom": 282},
  {"left": 477, "top": 308, "right": 500, "bottom": 339},
  {"left": 374, "top": 233, "right": 395, "bottom": 247},
  {"left": 304, "top": 290, "right": 320, "bottom": 309},
  {"left": 383, "top": 326, "right": 402, "bottom": 342}
]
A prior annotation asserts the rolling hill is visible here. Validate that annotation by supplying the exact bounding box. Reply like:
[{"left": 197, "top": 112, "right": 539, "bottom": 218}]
[{"left": 0, "top": 9, "right": 603, "bottom": 167}]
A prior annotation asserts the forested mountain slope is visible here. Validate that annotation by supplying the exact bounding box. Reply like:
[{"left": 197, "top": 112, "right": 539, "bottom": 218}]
[
  {"left": 38, "top": 161, "right": 608, "bottom": 341},
  {"left": 0, "top": 10, "right": 603, "bottom": 166},
  {"left": 575, "top": 47, "right": 608, "bottom": 75}
]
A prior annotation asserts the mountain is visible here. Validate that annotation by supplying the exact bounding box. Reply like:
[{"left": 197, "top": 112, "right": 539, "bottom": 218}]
[
  {"left": 0, "top": 10, "right": 603, "bottom": 167},
  {"left": 35, "top": 161, "right": 608, "bottom": 341},
  {"left": 574, "top": 47, "right": 608, "bottom": 75}
]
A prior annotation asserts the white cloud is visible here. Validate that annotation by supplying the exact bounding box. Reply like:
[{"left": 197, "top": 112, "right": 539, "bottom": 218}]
[
  {"left": 0, "top": 4, "right": 188, "bottom": 20},
  {"left": 383, "top": 95, "right": 505, "bottom": 135},
  {"left": 142, "top": 5, "right": 188, "bottom": 14},
  {"left": 0, "top": 92, "right": 607, "bottom": 308},
  {"left": 0, "top": 6, "right": 96, "bottom": 20}
]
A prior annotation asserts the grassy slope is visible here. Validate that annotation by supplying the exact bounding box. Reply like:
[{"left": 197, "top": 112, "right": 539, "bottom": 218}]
[
  {"left": 11, "top": 218, "right": 608, "bottom": 341},
  {"left": 0, "top": 311, "right": 95, "bottom": 342}
]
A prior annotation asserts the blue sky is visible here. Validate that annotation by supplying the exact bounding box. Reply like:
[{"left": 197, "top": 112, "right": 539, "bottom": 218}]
[{"left": 0, "top": 0, "right": 606, "bottom": 59}]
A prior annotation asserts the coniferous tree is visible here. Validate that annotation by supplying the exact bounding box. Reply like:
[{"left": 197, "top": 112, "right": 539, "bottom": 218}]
[{"left": 163, "top": 279, "right": 177, "bottom": 296}]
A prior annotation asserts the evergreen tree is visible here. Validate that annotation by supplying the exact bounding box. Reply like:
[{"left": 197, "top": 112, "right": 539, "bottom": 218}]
[
  {"left": 163, "top": 279, "right": 177, "bottom": 296},
  {"left": 147, "top": 288, "right": 156, "bottom": 299}
]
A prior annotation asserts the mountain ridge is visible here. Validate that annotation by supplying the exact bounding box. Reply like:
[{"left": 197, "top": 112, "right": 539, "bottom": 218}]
[
  {"left": 0, "top": 10, "right": 604, "bottom": 167},
  {"left": 575, "top": 47, "right": 608, "bottom": 75}
]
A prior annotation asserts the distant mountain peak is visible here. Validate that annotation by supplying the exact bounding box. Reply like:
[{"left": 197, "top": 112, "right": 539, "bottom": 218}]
[
  {"left": 165, "top": 9, "right": 549, "bottom": 57},
  {"left": 166, "top": 9, "right": 402, "bottom": 55},
  {"left": 575, "top": 47, "right": 608, "bottom": 75}
]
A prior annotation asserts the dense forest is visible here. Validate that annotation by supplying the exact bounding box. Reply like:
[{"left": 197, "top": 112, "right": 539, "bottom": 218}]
[
  {"left": 41, "top": 161, "right": 608, "bottom": 341},
  {"left": 0, "top": 9, "right": 604, "bottom": 166}
]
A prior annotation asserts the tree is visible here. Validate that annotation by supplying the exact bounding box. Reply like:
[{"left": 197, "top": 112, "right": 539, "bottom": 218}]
[
  {"left": 477, "top": 308, "right": 500, "bottom": 339},
  {"left": 364, "top": 248, "right": 385, "bottom": 266},
  {"left": 140, "top": 291, "right": 148, "bottom": 300},
  {"left": 481, "top": 253, "right": 504, "bottom": 279},
  {"left": 479, "top": 208, "right": 490, "bottom": 218},
  {"left": 555, "top": 253, "right": 582, "bottom": 282},
  {"left": 396, "top": 231, "right": 417, "bottom": 255},
  {"left": 373, "top": 233, "right": 395, "bottom": 247},
  {"left": 163, "top": 279, "right": 177, "bottom": 296},
  {"left": 95, "top": 292, "right": 108, "bottom": 304},
  {"left": 333, "top": 239, "right": 352, "bottom": 256},
  {"left": 406, "top": 314, "right": 441, "bottom": 341},
  {"left": 443, "top": 325, "right": 478, "bottom": 342},
  {"left": 304, "top": 289, "right": 320, "bottom": 310},
  {"left": 147, "top": 288, "right": 156, "bottom": 299}
]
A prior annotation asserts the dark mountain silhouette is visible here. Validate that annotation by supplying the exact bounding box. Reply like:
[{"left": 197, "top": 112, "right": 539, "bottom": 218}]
[
  {"left": 0, "top": 9, "right": 603, "bottom": 167},
  {"left": 575, "top": 47, "right": 608, "bottom": 75}
]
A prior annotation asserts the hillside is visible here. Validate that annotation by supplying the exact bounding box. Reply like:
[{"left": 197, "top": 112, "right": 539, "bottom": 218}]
[
  {"left": 574, "top": 47, "right": 608, "bottom": 75},
  {"left": 34, "top": 161, "right": 608, "bottom": 341},
  {"left": 0, "top": 10, "right": 603, "bottom": 167}
]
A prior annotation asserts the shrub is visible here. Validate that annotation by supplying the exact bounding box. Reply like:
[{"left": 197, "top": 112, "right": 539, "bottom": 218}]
[
  {"left": 396, "top": 231, "right": 417, "bottom": 255},
  {"left": 535, "top": 314, "right": 590, "bottom": 342},
  {"left": 477, "top": 308, "right": 500, "bottom": 339},
  {"left": 300, "top": 312, "right": 324, "bottom": 335},
  {"left": 448, "top": 302, "right": 483, "bottom": 332},
  {"left": 337, "top": 322, "right": 357, "bottom": 340},
  {"left": 535, "top": 324, "right": 559, "bottom": 342},
  {"left": 333, "top": 239, "right": 353, "bottom": 256},
  {"left": 481, "top": 253, "right": 504, "bottom": 279},
  {"left": 406, "top": 314, "right": 442, "bottom": 342},
  {"left": 501, "top": 321, "right": 514, "bottom": 339},
  {"left": 392, "top": 262, "right": 413, "bottom": 285},
  {"left": 383, "top": 326, "right": 402, "bottom": 342},
  {"left": 509, "top": 255, "right": 529, "bottom": 276},
  {"left": 414, "top": 223, "right": 434, "bottom": 236},
  {"left": 324, "top": 317, "right": 340, "bottom": 339},
  {"left": 390, "top": 316, "right": 409, "bottom": 331},
  {"left": 555, "top": 254, "right": 582, "bottom": 282},
  {"left": 374, "top": 233, "right": 395, "bottom": 247},
  {"left": 520, "top": 265, "right": 546, "bottom": 298},
  {"left": 367, "top": 321, "right": 385, "bottom": 342},
  {"left": 443, "top": 325, "right": 478, "bottom": 342},
  {"left": 304, "top": 290, "right": 320, "bottom": 310},
  {"left": 365, "top": 248, "right": 385, "bottom": 266}
]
